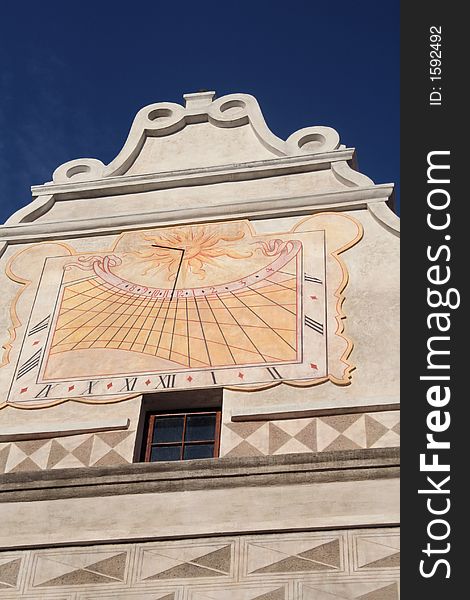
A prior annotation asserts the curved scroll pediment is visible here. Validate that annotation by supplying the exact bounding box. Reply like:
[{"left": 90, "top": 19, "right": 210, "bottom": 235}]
[
  {"left": 52, "top": 92, "right": 342, "bottom": 184},
  {"left": 2, "top": 90, "right": 398, "bottom": 241}
]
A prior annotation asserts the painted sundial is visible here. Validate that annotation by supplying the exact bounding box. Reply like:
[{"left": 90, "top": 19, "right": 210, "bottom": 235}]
[{"left": 2, "top": 214, "right": 362, "bottom": 408}]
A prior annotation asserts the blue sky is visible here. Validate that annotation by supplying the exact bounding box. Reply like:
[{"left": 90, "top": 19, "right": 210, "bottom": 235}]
[{"left": 0, "top": 1, "right": 399, "bottom": 224}]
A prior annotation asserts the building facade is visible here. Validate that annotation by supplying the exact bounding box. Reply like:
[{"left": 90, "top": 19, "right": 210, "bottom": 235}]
[{"left": 0, "top": 91, "right": 400, "bottom": 599}]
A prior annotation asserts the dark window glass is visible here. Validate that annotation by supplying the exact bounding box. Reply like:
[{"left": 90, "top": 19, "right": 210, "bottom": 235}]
[
  {"left": 145, "top": 410, "right": 221, "bottom": 463},
  {"left": 150, "top": 445, "right": 181, "bottom": 462},
  {"left": 185, "top": 414, "right": 216, "bottom": 441},
  {"left": 183, "top": 444, "right": 214, "bottom": 460},
  {"left": 152, "top": 416, "right": 184, "bottom": 443}
]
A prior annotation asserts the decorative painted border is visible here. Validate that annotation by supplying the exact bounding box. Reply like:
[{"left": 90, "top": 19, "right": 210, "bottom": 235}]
[
  {"left": 228, "top": 212, "right": 363, "bottom": 392},
  {"left": 1, "top": 213, "right": 362, "bottom": 409}
]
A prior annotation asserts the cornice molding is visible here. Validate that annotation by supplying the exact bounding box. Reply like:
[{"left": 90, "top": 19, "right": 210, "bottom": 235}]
[
  {"left": 29, "top": 149, "right": 357, "bottom": 201},
  {"left": 0, "top": 447, "right": 399, "bottom": 504},
  {"left": 0, "top": 185, "right": 394, "bottom": 257},
  {"left": 0, "top": 418, "right": 130, "bottom": 443}
]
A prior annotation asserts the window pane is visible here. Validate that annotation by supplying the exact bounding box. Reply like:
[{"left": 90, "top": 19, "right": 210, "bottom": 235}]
[
  {"left": 152, "top": 416, "right": 184, "bottom": 443},
  {"left": 150, "top": 445, "right": 181, "bottom": 462},
  {"left": 183, "top": 444, "right": 214, "bottom": 460},
  {"left": 185, "top": 414, "right": 216, "bottom": 442}
]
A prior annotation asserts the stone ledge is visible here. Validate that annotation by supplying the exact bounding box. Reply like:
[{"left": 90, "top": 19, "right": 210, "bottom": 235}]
[
  {"left": 231, "top": 401, "right": 400, "bottom": 421},
  {"left": 0, "top": 417, "right": 130, "bottom": 442},
  {"left": 0, "top": 448, "right": 400, "bottom": 549},
  {"left": 0, "top": 447, "right": 399, "bottom": 503},
  {"left": 0, "top": 186, "right": 393, "bottom": 244},
  {"left": 31, "top": 150, "right": 358, "bottom": 198}
]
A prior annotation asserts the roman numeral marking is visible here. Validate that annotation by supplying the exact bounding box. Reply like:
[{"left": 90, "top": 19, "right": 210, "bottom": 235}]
[
  {"left": 16, "top": 350, "right": 42, "bottom": 379},
  {"left": 81, "top": 380, "right": 99, "bottom": 395},
  {"left": 28, "top": 315, "right": 50, "bottom": 336},
  {"left": 211, "top": 371, "right": 217, "bottom": 385},
  {"left": 305, "top": 316, "right": 324, "bottom": 334},
  {"left": 267, "top": 366, "right": 282, "bottom": 380},
  {"left": 156, "top": 374, "right": 176, "bottom": 389},
  {"left": 35, "top": 384, "right": 58, "bottom": 398},
  {"left": 304, "top": 273, "right": 322, "bottom": 284},
  {"left": 123, "top": 377, "right": 138, "bottom": 392}
]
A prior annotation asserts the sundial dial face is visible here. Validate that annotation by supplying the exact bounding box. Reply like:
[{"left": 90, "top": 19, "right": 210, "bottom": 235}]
[{"left": 3, "top": 215, "right": 362, "bottom": 408}]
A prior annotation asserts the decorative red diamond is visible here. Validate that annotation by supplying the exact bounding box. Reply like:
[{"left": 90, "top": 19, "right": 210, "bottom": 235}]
[
  {"left": 107, "top": 382, "right": 113, "bottom": 389},
  {"left": 310, "top": 295, "right": 317, "bottom": 300},
  {"left": 310, "top": 363, "right": 318, "bottom": 370},
  {"left": 145, "top": 379, "right": 151, "bottom": 385},
  {"left": 238, "top": 372, "right": 244, "bottom": 379},
  {"left": 186, "top": 376, "right": 193, "bottom": 382},
  {"left": 20, "top": 387, "right": 28, "bottom": 394},
  {"left": 32, "top": 340, "right": 40, "bottom": 345},
  {"left": 68, "top": 385, "right": 75, "bottom": 392}
]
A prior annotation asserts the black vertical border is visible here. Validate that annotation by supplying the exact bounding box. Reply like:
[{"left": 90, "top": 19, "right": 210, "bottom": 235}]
[{"left": 401, "top": 3, "right": 464, "bottom": 596}]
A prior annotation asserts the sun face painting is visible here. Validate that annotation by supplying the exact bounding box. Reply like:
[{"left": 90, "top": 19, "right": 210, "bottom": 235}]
[{"left": 4, "top": 215, "right": 362, "bottom": 407}]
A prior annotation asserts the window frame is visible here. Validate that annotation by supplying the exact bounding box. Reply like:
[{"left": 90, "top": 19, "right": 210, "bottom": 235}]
[{"left": 143, "top": 409, "right": 222, "bottom": 462}]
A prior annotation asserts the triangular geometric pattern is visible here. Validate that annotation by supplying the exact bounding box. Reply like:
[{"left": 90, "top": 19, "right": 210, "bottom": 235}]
[
  {"left": 294, "top": 420, "right": 317, "bottom": 451},
  {"left": 269, "top": 424, "right": 294, "bottom": 454},
  {"left": 46, "top": 439, "right": 69, "bottom": 469},
  {"left": 355, "top": 533, "right": 400, "bottom": 571},
  {"left": 193, "top": 545, "right": 232, "bottom": 571},
  {"left": 301, "top": 581, "right": 398, "bottom": 600},
  {"left": 255, "top": 590, "right": 285, "bottom": 600},
  {"left": 71, "top": 435, "right": 95, "bottom": 465},
  {"left": 146, "top": 562, "right": 219, "bottom": 580},
  {"left": 4, "top": 443, "right": 29, "bottom": 473},
  {"left": 321, "top": 414, "right": 362, "bottom": 433},
  {"left": 363, "top": 553, "right": 400, "bottom": 569},
  {"left": 29, "top": 440, "right": 53, "bottom": 469},
  {"left": 0, "top": 557, "right": 21, "bottom": 589},
  {"left": 32, "top": 550, "right": 128, "bottom": 587},
  {"left": 299, "top": 539, "right": 341, "bottom": 568},
  {"left": 0, "top": 429, "right": 134, "bottom": 473},
  {"left": 0, "top": 445, "right": 10, "bottom": 474},
  {"left": 94, "top": 449, "right": 129, "bottom": 467},
  {"left": 301, "top": 585, "right": 349, "bottom": 600},
  {"left": 221, "top": 411, "right": 399, "bottom": 457},
  {"left": 140, "top": 543, "right": 232, "bottom": 581},
  {"left": 0, "top": 410, "right": 400, "bottom": 472},
  {"left": 247, "top": 537, "right": 342, "bottom": 575},
  {"left": 11, "top": 529, "right": 400, "bottom": 596},
  {"left": 223, "top": 422, "right": 269, "bottom": 457},
  {"left": 86, "top": 553, "right": 128, "bottom": 579},
  {"left": 10, "top": 456, "right": 41, "bottom": 473},
  {"left": 365, "top": 413, "right": 400, "bottom": 448},
  {"left": 226, "top": 440, "right": 265, "bottom": 457},
  {"left": 356, "top": 582, "right": 399, "bottom": 599},
  {"left": 364, "top": 415, "right": 389, "bottom": 447},
  {"left": 78, "top": 592, "right": 176, "bottom": 600},
  {"left": 190, "top": 586, "right": 286, "bottom": 600}
]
